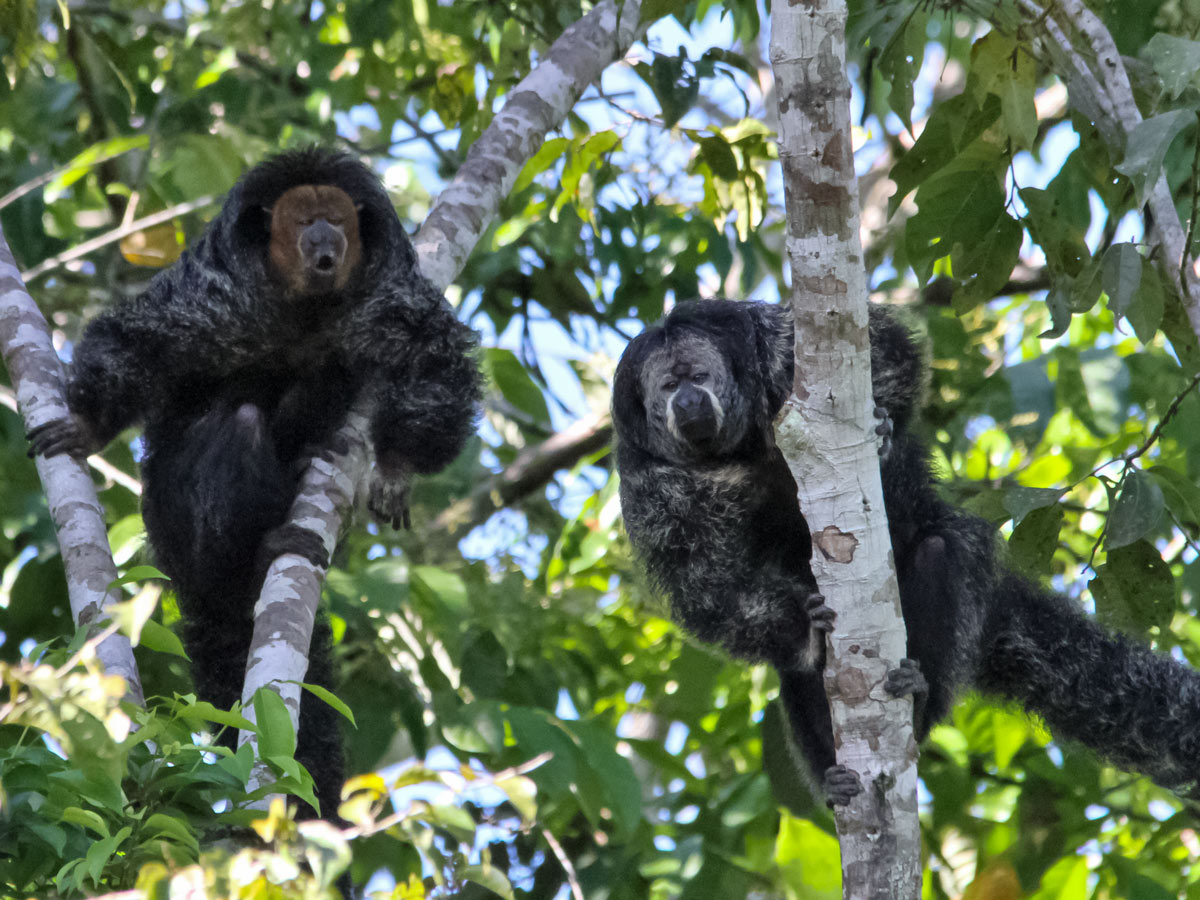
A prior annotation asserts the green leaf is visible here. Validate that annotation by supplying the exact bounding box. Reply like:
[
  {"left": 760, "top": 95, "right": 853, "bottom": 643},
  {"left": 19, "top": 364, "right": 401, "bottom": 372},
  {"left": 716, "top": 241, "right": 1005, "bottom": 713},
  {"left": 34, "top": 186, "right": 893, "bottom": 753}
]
[
  {"left": 1107, "top": 469, "right": 1165, "bottom": 549},
  {"left": 1007, "top": 503, "right": 1063, "bottom": 577},
  {"left": 988, "top": 709, "right": 1031, "bottom": 768},
  {"left": 698, "top": 135, "right": 738, "bottom": 181},
  {"left": 1142, "top": 34, "right": 1200, "bottom": 99},
  {"left": 1069, "top": 257, "right": 1103, "bottom": 313},
  {"left": 1021, "top": 187, "right": 1090, "bottom": 276},
  {"left": 889, "top": 93, "right": 1001, "bottom": 216},
  {"left": 512, "top": 137, "right": 568, "bottom": 194},
  {"left": 650, "top": 52, "right": 699, "bottom": 128},
  {"left": 60, "top": 806, "right": 109, "bottom": 838},
  {"left": 180, "top": 699, "right": 255, "bottom": 731},
  {"left": 1148, "top": 465, "right": 1200, "bottom": 532},
  {"left": 1029, "top": 856, "right": 1088, "bottom": 900},
  {"left": 952, "top": 212, "right": 1023, "bottom": 312},
  {"left": 297, "top": 682, "right": 356, "bottom": 726},
  {"left": 774, "top": 813, "right": 841, "bottom": 899},
  {"left": 1102, "top": 243, "right": 1143, "bottom": 318},
  {"left": 411, "top": 565, "right": 469, "bottom": 617},
  {"left": 494, "top": 773, "right": 538, "bottom": 822},
  {"left": 1115, "top": 109, "right": 1194, "bottom": 204},
  {"left": 1052, "top": 346, "right": 1101, "bottom": 435},
  {"left": 969, "top": 31, "right": 1037, "bottom": 149},
  {"left": 640, "top": 0, "right": 689, "bottom": 26},
  {"left": 138, "top": 619, "right": 188, "bottom": 657},
  {"left": 1002, "top": 486, "right": 1064, "bottom": 525},
  {"left": 1127, "top": 264, "right": 1165, "bottom": 345},
  {"left": 906, "top": 153, "right": 1006, "bottom": 284},
  {"left": 84, "top": 826, "right": 131, "bottom": 886},
  {"left": 484, "top": 348, "right": 550, "bottom": 427},
  {"left": 252, "top": 688, "right": 297, "bottom": 759},
  {"left": 1091, "top": 540, "right": 1175, "bottom": 634},
  {"left": 461, "top": 863, "right": 515, "bottom": 900},
  {"left": 1040, "top": 278, "right": 1073, "bottom": 339},
  {"left": 109, "top": 565, "right": 167, "bottom": 586},
  {"left": 877, "top": 10, "right": 925, "bottom": 132},
  {"left": 142, "top": 813, "right": 199, "bottom": 850}
]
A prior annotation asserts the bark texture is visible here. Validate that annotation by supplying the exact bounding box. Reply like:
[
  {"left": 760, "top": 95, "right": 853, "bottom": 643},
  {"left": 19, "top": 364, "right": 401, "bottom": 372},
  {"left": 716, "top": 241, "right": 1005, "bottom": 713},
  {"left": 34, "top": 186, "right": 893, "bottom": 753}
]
[
  {"left": 770, "top": 2, "right": 921, "bottom": 897},
  {"left": 0, "top": 223, "right": 144, "bottom": 705}
]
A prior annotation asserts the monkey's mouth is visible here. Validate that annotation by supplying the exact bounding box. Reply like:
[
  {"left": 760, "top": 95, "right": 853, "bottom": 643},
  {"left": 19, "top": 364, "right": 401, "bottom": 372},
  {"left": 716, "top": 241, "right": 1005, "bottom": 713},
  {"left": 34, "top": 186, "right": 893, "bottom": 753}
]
[
  {"left": 677, "top": 413, "right": 719, "bottom": 445},
  {"left": 314, "top": 255, "right": 337, "bottom": 272}
]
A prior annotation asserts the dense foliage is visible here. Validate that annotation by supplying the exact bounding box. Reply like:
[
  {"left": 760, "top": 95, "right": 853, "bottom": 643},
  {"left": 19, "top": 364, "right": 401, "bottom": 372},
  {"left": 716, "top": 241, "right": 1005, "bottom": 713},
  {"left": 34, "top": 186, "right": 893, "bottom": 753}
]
[{"left": 4, "top": 0, "right": 1200, "bottom": 896}]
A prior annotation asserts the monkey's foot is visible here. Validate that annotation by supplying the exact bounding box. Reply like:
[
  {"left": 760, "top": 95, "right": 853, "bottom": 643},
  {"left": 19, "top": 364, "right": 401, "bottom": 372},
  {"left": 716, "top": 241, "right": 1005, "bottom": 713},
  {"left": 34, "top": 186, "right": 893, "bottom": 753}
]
[
  {"left": 805, "top": 593, "right": 836, "bottom": 633},
  {"left": 874, "top": 406, "right": 894, "bottom": 459},
  {"left": 824, "top": 764, "right": 863, "bottom": 807},
  {"left": 27, "top": 415, "right": 95, "bottom": 459},
  {"left": 884, "top": 658, "right": 928, "bottom": 697},
  {"left": 257, "top": 524, "right": 329, "bottom": 574},
  {"left": 369, "top": 468, "right": 412, "bottom": 531}
]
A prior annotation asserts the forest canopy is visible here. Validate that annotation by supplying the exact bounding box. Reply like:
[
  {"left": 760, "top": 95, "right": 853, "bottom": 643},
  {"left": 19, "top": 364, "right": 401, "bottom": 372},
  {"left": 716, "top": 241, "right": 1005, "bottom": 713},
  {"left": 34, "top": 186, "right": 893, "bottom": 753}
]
[{"left": 3, "top": 0, "right": 1200, "bottom": 897}]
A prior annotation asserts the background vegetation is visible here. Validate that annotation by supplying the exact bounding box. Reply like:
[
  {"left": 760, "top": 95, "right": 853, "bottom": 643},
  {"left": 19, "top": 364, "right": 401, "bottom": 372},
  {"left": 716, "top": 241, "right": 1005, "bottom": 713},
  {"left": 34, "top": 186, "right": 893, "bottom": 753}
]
[{"left": 3, "top": 0, "right": 1200, "bottom": 896}]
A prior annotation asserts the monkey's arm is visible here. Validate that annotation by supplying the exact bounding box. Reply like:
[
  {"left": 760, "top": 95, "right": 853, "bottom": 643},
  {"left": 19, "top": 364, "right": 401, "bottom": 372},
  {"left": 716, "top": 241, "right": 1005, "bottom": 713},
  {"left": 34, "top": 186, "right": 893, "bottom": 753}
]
[
  {"left": 28, "top": 290, "right": 173, "bottom": 457},
  {"left": 346, "top": 279, "right": 481, "bottom": 526},
  {"left": 622, "top": 456, "right": 831, "bottom": 672}
]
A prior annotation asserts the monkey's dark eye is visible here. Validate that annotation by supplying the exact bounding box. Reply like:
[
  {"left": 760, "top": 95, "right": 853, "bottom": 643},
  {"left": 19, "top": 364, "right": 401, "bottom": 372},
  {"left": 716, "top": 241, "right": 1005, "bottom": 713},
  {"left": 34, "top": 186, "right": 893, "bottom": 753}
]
[
  {"left": 663, "top": 380, "right": 679, "bottom": 392},
  {"left": 299, "top": 218, "right": 314, "bottom": 226},
  {"left": 693, "top": 373, "right": 708, "bottom": 384}
]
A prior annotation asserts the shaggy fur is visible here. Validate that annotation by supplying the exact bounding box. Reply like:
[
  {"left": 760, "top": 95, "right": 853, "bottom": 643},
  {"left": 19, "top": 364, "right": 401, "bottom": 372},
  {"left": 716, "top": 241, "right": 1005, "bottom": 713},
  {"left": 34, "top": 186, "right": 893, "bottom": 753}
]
[
  {"left": 614, "top": 298, "right": 1200, "bottom": 797},
  {"left": 40, "top": 148, "right": 482, "bottom": 818}
]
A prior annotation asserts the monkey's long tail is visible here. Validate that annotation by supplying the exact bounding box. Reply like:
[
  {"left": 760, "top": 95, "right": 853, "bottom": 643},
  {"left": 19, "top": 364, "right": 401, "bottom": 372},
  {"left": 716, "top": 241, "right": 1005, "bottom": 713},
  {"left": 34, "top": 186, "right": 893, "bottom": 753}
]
[{"left": 975, "top": 571, "right": 1200, "bottom": 792}]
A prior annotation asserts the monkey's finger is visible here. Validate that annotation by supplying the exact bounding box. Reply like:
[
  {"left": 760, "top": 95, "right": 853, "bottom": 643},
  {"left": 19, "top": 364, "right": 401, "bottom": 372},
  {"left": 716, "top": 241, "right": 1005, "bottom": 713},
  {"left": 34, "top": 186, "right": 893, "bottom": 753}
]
[
  {"left": 402, "top": 507, "right": 412, "bottom": 530},
  {"left": 26, "top": 420, "right": 80, "bottom": 458}
]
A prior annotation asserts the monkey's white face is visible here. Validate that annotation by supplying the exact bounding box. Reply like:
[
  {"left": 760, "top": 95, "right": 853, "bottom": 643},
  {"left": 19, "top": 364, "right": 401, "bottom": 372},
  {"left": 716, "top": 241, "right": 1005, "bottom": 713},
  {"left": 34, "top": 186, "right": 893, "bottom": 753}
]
[{"left": 638, "top": 336, "right": 748, "bottom": 463}]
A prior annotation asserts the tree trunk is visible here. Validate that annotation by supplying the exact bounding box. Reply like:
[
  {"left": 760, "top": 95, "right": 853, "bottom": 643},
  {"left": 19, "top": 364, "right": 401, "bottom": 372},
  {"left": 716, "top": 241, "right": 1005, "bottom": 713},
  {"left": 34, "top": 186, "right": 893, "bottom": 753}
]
[{"left": 770, "top": 1, "right": 921, "bottom": 897}]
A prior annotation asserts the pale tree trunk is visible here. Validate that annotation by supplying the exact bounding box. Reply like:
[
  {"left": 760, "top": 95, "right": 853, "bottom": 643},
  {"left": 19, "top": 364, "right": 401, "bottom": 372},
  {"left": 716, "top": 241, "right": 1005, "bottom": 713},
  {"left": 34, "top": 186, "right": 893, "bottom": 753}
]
[
  {"left": 0, "top": 224, "right": 144, "bottom": 706},
  {"left": 239, "top": 0, "right": 647, "bottom": 796},
  {"left": 770, "top": 1, "right": 921, "bottom": 898}
]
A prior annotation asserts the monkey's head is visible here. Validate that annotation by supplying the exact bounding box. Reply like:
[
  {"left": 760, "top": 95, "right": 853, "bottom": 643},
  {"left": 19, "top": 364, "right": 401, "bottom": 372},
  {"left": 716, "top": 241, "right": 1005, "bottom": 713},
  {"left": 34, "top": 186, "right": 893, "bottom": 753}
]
[
  {"left": 219, "top": 147, "right": 420, "bottom": 301},
  {"left": 266, "top": 184, "right": 363, "bottom": 297},
  {"left": 613, "top": 300, "right": 794, "bottom": 464}
]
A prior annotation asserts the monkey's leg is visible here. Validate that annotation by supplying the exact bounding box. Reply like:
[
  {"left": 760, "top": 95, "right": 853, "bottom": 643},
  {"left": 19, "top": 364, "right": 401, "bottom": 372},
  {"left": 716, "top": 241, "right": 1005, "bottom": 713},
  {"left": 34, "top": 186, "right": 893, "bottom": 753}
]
[
  {"left": 777, "top": 669, "right": 863, "bottom": 805},
  {"left": 895, "top": 533, "right": 982, "bottom": 736},
  {"left": 142, "top": 403, "right": 293, "bottom": 728}
]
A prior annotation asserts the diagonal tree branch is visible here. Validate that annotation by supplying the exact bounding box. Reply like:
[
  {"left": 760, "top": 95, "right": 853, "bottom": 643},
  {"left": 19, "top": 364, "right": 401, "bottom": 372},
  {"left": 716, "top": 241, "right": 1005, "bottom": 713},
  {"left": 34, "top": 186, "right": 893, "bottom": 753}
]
[
  {"left": 432, "top": 411, "right": 612, "bottom": 536},
  {"left": 0, "top": 223, "right": 144, "bottom": 705}
]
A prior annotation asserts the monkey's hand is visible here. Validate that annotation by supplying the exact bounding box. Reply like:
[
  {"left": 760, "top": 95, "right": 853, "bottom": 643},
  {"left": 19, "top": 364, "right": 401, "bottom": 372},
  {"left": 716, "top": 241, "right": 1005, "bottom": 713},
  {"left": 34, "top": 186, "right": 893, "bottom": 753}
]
[
  {"left": 369, "top": 466, "right": 412, "bottom": 531},
  {"left": 779, "top": 592, "right": 834, "bottom": 672},
  {"left": 884, "top": 658, "right": 928, "bottom": 697},
  {"left": 873, "top": 405, "right": 893, "bottom": 459},
  {"left": 805, "top": 592, "right": 836, "bottom": 634},
  {"left": 824, "top": 764, "right": 862, "bottom": 807},
  {"left": 27, "top": 413, "right": 99, "bottom": 459}
]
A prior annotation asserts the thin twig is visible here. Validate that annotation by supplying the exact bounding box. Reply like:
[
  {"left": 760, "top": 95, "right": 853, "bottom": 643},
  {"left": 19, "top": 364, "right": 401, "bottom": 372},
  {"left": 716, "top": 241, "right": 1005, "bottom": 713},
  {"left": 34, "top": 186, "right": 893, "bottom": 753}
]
[
  {"left": 21, "top": 196, "right": 215, "bottom": 283},
  {"left": 0, "top": 144, "right": 143, "bottom": 212},
  {"left": 542, "top": 826, "right": 586, "bottom": 900}
]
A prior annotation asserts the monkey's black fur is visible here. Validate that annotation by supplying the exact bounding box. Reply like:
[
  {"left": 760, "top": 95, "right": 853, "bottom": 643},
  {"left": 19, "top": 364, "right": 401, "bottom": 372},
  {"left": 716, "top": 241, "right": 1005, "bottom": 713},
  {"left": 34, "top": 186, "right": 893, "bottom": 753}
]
[
  {"left": 34, "top": 148, "right": 482, "bottom": 819},
  {"left": 614, "top": 298, "right": 1200, "bottom": 799}
]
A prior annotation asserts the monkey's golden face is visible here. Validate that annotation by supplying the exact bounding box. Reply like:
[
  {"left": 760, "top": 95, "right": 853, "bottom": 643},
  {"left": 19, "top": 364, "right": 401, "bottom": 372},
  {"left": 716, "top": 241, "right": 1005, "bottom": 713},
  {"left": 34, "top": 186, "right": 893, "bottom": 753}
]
[{"left": 267, "top": 184, "right": 363, "bottom": 297}]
